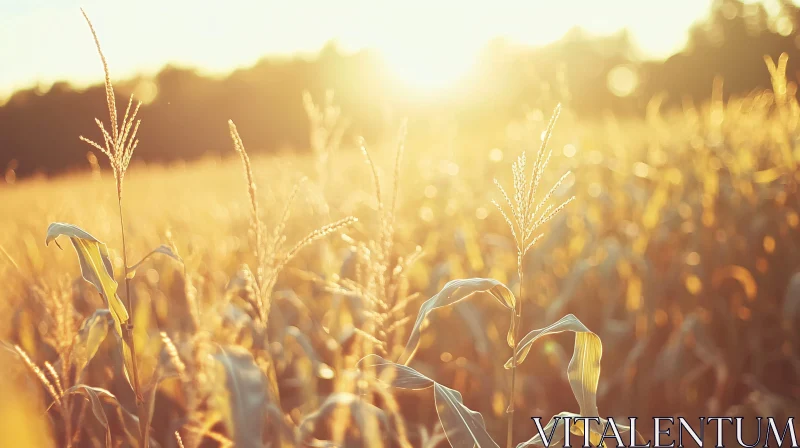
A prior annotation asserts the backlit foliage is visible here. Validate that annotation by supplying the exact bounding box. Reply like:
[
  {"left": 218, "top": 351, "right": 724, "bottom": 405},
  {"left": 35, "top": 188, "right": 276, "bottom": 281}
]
[{"left": 1, "top": 12, "right": 800, "bottom": 448}]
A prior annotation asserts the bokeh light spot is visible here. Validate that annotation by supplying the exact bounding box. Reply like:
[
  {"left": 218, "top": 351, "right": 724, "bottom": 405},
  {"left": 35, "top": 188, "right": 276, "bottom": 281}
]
[{"left": 607, "top": 65, "right": 639, "bottom": 97}]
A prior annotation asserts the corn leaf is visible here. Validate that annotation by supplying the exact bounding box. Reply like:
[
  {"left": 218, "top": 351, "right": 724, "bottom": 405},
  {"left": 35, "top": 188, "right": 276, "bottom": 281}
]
[
  {"left": 121, "top": 336, "right": 136, "bottom": 392},
  {"left": 212, "top": 345, "right": 269, "bottom": 448},
  {"left": 285, "top": 326, "right": 335, "bottom": 379},
  {"left": 298, "top": 392, "right": 397, "bottom": 446},
  {"left": 358, "top": 354, "right": 499, "bottom": 448},
  {"left": 64, "top": 384, "right": 154, "bottom": 448},
  {"left": 142, "top": 350, "right": 183, "bottom": 444},
  {"left": 70, "top": 310, "right": 112, "bottom": 380},
  {"left": 64, "top": 384, "right": 113, "bottom": 447},
  {"left": 456, "top": 303, "right": 491, "bottom": 356},
  {"left": 399, "top": 278, "right": 515, "bottom": 365},
  {"left": 504, "top": 315, "right": 601, "bottom": 420},
  {"left": 507, "top": 314, "right": 643, "bottom": 447},
  {"left": 45, "top": 223, "right": 128, "bottom": 335},
  {"left": 434, "top": 383, "right": 499, "bottom": 448},
  {"left": 127, "top": 244, "right": 183, "bottom": 279}
]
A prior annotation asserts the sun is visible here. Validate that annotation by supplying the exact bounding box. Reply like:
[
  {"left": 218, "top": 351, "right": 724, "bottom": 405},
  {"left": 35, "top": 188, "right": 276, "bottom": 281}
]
[{"left": 379, "top": 44, "right": 478, "bottom": 90}]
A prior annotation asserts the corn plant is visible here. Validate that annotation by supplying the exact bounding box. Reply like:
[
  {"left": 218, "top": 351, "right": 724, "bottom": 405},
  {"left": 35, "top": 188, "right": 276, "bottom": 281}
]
[
  {"left": 37, "top": 10, "right": 166, "bottom": 448},
  {"left": 23, "top": 10, "right": 358, "bottom": 448},
  {"left": 355, "top": 106, "right": 640, "bottom": 448}
]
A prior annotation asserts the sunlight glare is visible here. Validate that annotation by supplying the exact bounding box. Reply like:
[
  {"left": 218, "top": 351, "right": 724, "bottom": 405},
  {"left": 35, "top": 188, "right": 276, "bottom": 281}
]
[
  {"left": 380, "top": 44, "right": 477, "bottom": 89},
  {"left": 0, "top": 0, "right": 712, "bottom": 97}
]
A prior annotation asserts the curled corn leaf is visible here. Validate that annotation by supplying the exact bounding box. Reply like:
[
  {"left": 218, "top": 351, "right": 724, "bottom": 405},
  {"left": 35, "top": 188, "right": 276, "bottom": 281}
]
[
  {"left": 506, "top": 314, "right": 601, "bottom": 416},
  {"left": 358, "top": 354, "right": 499, "bottom": 448},
  {"left": 399, "top": 278, "right": 516, "bottom": 365},
  {"left": 45, "top": 223, "right": 128, "bottom": 336},
  {"left": 508, "top": 314, "right": 643, "bottom": 447}
]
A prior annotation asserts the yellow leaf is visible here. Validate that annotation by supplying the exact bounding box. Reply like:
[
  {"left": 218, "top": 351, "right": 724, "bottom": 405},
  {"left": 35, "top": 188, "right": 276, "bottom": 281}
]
[
  {"left": 75, "top": 239, "right": 129, "bottom": 334},
  {"left": 46, "top": 222, "right": 129, "bottom": 336},
  {"left": 505, "top": 314, "right": 602, "bottom": 417}
]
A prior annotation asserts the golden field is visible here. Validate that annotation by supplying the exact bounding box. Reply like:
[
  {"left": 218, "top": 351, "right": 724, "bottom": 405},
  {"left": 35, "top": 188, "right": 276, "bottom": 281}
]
[{"left": 2, "top": 52, "right": 800, "bottom": 448}]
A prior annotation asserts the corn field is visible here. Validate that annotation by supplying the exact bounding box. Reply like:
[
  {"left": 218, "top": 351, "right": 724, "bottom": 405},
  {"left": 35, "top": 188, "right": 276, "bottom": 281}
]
[{"left": 1, "top": 12, "right": 799, "bottom": 448}]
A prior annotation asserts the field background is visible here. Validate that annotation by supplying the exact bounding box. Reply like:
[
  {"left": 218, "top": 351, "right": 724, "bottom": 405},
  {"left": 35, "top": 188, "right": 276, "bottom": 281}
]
[
  {"left": 2, "top": 1, "right": 800, "bottom": 447},
  {"left": 3, "top": 92, "right": 800, "bottom": 446}
]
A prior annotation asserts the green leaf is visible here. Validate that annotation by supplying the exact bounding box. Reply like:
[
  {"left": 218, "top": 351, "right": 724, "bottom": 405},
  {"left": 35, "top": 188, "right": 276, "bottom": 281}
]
[
  {"left": 358, "top": 354, "right": 499, "bottom": 448},
  {"left": 399, "top": 278, "right": 515, "bottom": 364},
  {"left": 45, "top": 223, "right": 128, "bottom": 336}
]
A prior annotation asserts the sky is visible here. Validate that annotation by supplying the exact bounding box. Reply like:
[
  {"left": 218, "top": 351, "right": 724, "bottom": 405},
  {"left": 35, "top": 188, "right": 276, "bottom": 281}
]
[{"left": 0, "top": 0, "right": 716, "bottom": 98}]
